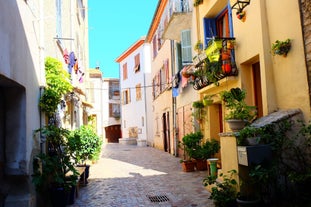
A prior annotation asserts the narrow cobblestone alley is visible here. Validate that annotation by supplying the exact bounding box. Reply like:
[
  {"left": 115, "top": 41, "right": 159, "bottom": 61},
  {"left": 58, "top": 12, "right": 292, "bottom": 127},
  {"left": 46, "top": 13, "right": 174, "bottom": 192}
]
[{"left": 69, "top": 143, "right": 215, "bottom": 207}]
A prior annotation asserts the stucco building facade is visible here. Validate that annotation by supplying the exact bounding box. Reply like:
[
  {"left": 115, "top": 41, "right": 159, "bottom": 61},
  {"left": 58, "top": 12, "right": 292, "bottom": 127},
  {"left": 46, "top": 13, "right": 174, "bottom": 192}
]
[
  {"left": 0, "top": 0, "right": 89, "bottom": 206},
  {"left": 116, "top": 37, "right": 153, "bottom": 145}
]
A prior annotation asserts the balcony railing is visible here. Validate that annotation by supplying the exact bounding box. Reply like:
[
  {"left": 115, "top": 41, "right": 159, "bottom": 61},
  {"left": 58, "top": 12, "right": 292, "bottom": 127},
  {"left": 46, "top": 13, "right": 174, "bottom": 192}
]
[
  {"left": 190, "top": 38, "right": 238, "bottom": 90},
  {"left": 169, "top": 0, "right": 192, "bottom": 14},
  {"left": 162, "top": 0, "right": 192, "bottom": 41}
]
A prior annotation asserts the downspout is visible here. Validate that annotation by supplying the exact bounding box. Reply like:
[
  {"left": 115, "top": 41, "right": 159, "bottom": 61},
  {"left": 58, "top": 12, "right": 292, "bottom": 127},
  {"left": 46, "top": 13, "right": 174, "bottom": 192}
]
[{"left": 171, "top": 40, "right": 178, "bottom": 157}]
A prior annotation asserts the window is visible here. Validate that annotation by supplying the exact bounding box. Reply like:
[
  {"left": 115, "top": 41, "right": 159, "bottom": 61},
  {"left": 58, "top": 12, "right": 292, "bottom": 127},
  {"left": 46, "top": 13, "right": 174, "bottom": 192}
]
[
  {"left": 203, "top": 4, "right": 233, "bottom": 46},
  {"left": 109, "top": 103, "right": 120, "bottom": 118},
  {"left": 152, "top": 35, "right": 158, "bottom": 59},
  {"left": 134, "top": 54, "right": 140, "bottom": 73},
  {"left": 153, "top": 59, "right": 170, "bottom": 98},
  {"left": 122, "top": 89, "right": 130, "bottom": 105},
  {"left": 122, "top": 63, "right": 128, "bottom": 80},
  {"left": 136, "top": 84, "right": 142, "bottom": 101},
  {"left": 109, "top": 81, "right": 119, "bottom": 99},
  {"left": 181, "top": 30, "right": 192, "bottom": 64},
  {"left": 216, "top": 10, "right": 230, "bottom": 38}
]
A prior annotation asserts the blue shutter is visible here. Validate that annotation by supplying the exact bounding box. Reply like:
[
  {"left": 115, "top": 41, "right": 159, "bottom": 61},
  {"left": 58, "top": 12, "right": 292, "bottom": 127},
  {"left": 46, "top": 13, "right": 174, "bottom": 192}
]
[
  {"left": 227, "top": 2, "right": 234, "bottom": 37},
  {"left": 203, "top": 18, "right": 216, "bottom": 47}
]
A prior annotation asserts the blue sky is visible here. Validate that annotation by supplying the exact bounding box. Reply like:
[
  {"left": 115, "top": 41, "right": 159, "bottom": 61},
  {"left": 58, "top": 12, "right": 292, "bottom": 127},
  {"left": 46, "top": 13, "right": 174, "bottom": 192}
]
[{"left": 88, "top": 0, "right": 159, "bottom": 78}]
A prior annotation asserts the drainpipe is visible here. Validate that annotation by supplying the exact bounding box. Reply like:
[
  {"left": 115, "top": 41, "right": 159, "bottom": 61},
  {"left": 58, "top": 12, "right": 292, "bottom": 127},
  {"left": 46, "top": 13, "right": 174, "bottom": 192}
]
[{"left": 171, "top": 40, "right": 178, "bottom": 157}]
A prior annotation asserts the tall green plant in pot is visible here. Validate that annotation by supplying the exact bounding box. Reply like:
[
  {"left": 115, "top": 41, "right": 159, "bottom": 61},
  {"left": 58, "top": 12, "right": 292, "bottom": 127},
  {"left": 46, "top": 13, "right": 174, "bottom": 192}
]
[
  {"left": 178, "top": 131, "right": 204, "bottom": 172},
  {"left": 192, "top": 139, "right": 220, "bottom": 171},
  {"left": 220, "top": 88, "right": 257, "bottom": 131},
  {"left": 32, "top": 125, "right": 78, "bottom": 207},
  {"left": 67, "top": 125, "right": 102, "bottom": 184}
]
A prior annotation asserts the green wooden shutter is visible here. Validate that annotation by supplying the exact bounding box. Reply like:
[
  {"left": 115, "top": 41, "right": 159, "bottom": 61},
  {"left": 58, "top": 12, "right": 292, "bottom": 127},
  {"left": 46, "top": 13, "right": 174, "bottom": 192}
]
[{"left": 181, "top": 30, "right": 192, "bottom": 65}]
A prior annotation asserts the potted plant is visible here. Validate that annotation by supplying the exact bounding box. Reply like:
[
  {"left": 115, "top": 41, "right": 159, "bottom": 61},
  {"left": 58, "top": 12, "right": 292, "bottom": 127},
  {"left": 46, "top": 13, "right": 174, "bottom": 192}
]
[
  {"left": 220, "top": 88, "right": 257, "bottom": 131},
  {"left": 271, "top": 38, "right": 291, "bottom": 57},
  {"left": 178, "top": 131, "right": 204, "bottom": 172},
  {"left": 32, "top": 125, "right": 79, "bottom": 207},
  {"left": 67, "top": 125, "right": 103, "bottom": 185},
  {"left": 203, "top": 169, "right": 238, "bottom": 207},
  {"left": 193, "top": 0, "right": 203, "bottom": 7},
  {"left": 193, "top": 139, "right": 220, "bottom": 171},
  {"left": 236, "top": 126, "right": 264, "bottom": 146}
]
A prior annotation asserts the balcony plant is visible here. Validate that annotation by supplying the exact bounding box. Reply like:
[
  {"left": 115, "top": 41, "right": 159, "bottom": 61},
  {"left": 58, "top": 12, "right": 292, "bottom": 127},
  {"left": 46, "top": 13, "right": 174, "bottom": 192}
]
[
  {"left": 220, "top": 88, "right": 257, "bottom": 131},
  {"left": 193, "top": 0, "right": 203, "bottom": 7},
  {"left": 271, "top": 38, "right": 291, "bottom": 57}
]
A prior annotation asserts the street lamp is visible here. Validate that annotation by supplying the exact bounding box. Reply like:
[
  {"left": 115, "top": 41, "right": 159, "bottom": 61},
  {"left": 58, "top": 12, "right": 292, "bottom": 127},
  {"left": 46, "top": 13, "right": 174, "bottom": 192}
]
[{"left": 231, "top": 0, "right": 251, "bottom": 22}]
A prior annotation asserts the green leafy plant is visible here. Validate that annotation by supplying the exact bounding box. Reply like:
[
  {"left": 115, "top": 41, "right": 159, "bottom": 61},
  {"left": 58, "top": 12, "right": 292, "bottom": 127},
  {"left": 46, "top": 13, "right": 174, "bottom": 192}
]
[
  {"left": 179, "top": 131, "right": 204, "bottom": 161},
  {"left": 32, "top": 126, "right": 78, "bottom": 194},
  {"left": 271, "top": 38, "right": 291, "bottom": 57},
  {"left": 220, "top": 87, "right": 257, "bottom": 121},
  {"left": 203, "top": 169, "right": 238, "bottom": 207},
  {"left": 67, "top": 125, "right": 103, "bottom": 164},
  {"left": 193, "top": 0, "right": 203, "bottom": 7},
  {"left": 39, "top": 57, "right": 73, "bottom": 117},
  {"left": 193, "top": 139, "right": 220, "bottom": 160},
  {"left": 192, "top": 100, "right": 206, "bottom": 123},
  {"left": 236, "top": 126, "right": 265, "bottom": 145}
]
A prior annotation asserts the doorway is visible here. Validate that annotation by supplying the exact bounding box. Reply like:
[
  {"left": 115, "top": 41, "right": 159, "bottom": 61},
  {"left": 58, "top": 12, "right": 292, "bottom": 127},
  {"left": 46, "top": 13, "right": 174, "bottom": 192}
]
[
  {"left": 162, "top": 112, "right": 170, "bottom": 153},
  {"left": 252, "top": 62, "right": 263, "bottom": 118}
]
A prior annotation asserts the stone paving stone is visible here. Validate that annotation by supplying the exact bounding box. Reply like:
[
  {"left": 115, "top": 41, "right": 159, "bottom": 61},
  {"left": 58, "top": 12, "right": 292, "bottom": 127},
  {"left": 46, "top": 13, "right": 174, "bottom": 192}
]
[{"left": 68, "top": 143, "right": 215, "bottom": 207}]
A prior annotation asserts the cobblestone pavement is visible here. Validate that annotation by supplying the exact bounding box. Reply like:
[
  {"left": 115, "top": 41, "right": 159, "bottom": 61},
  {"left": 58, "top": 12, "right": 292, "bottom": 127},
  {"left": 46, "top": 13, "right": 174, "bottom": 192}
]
[{"left": 69, "top": 143, "right": 215, "bottom": 207}]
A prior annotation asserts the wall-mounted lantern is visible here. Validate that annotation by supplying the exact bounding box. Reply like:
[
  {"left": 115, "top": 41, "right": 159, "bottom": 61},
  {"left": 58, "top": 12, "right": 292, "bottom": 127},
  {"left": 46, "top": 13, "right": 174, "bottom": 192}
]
[{"left": 231, "top": 0, "right": 251, "bottom": 22}]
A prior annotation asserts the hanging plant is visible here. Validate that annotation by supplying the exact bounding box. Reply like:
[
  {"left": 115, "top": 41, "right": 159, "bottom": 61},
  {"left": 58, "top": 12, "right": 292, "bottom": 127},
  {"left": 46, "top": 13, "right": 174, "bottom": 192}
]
[
  {"left": 193, "top": 0, "right": 203, "bottom": 7},
  {"left": 271, "top": 38, "right": 291, "bottom": 57}
]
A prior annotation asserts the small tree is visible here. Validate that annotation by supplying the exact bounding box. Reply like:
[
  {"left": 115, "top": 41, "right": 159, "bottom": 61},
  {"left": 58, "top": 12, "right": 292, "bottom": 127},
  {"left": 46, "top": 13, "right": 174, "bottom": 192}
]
[{"left": 67, "top": 125, "right": 103, "bottom": 165}]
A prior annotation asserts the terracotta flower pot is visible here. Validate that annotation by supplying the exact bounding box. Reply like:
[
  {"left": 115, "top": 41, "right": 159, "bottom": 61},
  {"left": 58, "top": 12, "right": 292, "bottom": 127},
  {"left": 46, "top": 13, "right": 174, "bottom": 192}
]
[{"left": 181, "top": 160, "right": 195, "bottom": 172}]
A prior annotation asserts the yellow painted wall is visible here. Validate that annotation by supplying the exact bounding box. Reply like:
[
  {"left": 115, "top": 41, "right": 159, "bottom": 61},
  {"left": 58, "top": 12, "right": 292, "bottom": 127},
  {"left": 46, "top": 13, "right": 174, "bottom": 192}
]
[
  {"left": 232, "top": 0, "right": 310, "bottom": 121},
  {"left": 151, "top": 40, "right": 174, "bottom": 151},
  {"left": 193, "top": 0, "right": 311, "bottom": 185}
]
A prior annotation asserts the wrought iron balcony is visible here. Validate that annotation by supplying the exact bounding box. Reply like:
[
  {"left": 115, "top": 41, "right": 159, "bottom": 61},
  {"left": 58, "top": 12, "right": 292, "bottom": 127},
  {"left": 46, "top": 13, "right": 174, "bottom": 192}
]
[{"left": 190, "top": 38, "right": 238, "bottom": 90}]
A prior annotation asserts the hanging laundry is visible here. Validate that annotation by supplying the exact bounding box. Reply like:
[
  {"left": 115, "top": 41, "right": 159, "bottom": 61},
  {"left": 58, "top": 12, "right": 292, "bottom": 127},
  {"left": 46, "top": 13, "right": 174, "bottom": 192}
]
[
  {"left": 172, "top": 87, "right": 179, "bottom": 97},
  {"left": 78, "top": 70, "right": 85, "bottom": 83},
  {"left": 74, "top": 60, "right": 79, "bottom": 74},
  {"left": 172, "top": 73, "right": 180, "bottom": 88},
  {"left": 68, "top": 52, "right": 76, "bottom": 74},
  {"left": 78, "top": 59, "right": 85, "bottom": 83},
  {"left": 181, "top": 70, "right": 188, "bottom": 88},
  {"left": 63, "top": 48, "right": 69, "bottom": 64}
]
